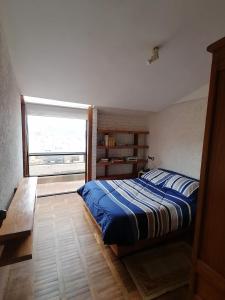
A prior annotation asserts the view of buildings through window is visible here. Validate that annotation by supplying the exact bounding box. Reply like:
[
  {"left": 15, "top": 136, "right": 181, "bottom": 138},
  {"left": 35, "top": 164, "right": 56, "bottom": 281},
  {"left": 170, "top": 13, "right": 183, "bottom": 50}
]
[{"left": 28, "top": 116, "right": 86, "bottom": 176}]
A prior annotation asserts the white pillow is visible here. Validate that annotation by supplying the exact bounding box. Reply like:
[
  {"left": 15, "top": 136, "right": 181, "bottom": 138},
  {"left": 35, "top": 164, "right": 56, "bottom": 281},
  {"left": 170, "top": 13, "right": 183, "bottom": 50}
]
[
  {"left": 142, "top": 169, "right": 172, "bottom": 185},
  {"left": 163, "top": 174, "right": 199, "bottom": 197}
]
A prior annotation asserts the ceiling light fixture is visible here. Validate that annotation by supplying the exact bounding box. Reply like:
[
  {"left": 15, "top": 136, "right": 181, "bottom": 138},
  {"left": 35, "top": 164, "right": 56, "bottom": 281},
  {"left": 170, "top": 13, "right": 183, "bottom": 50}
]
[{"left": 147, "top": 46, "right": 159, "bottom": 64}]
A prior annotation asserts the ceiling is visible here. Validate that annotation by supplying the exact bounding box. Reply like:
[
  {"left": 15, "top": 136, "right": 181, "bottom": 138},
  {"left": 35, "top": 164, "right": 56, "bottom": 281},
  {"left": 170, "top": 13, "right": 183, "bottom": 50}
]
[{"left": 1, "top": 0, "right": 225, "bottom": 112}]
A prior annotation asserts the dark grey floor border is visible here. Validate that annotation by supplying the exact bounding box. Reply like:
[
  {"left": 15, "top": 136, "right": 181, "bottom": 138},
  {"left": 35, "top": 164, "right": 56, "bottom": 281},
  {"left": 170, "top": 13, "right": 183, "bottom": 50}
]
[{"left": 37, "top": 190, "right": 78, "bottom": 198}]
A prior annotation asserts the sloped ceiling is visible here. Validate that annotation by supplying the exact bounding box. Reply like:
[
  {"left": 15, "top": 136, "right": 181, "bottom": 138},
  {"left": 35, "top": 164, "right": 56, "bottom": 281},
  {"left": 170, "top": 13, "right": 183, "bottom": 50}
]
[{"left": 1, "top": 0, "right": 225, "bottom": 111}]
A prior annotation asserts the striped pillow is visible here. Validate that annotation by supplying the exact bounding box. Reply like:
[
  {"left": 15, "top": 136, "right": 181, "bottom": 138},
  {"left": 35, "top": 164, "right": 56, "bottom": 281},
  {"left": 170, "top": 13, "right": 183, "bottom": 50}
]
[
  {"left": 142, "top": 169, "right": 172, "bottom": 185},
  {"left": 163, "top": 174, "right": 199, "bottom": 197}
]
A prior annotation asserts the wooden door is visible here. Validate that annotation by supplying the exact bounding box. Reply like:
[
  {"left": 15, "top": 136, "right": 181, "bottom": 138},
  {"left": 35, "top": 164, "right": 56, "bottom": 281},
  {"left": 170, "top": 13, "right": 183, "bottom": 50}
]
[
  {"left": 21, "top": 95, "right": 29, "bottom": 177},
  {"left": 87, "top": 106, "right": 93, "bottom": 181},
  {"left": 191, "top": 37, "right": 225, "bottom": 299}
]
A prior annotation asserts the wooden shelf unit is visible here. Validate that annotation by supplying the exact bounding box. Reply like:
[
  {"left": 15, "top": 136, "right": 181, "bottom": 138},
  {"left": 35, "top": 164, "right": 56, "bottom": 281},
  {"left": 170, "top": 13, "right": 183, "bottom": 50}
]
[
  {"left": 0, "top": 177, "right": 37, "bottom": 267},
  {"left": 97, "top": 145, "right": 149, "bottom": 149},
  {"left": 96, "top": 173, "right": 134, "bottom": 180},
  {"left": 97, "top": 159, "right": 147, "bottom": 166},
  {"left": 98, "top": 128, "right": 149, "bottom": 134},
  {"left": 97, "top": 128, "right": 149, "bottom": 179}
]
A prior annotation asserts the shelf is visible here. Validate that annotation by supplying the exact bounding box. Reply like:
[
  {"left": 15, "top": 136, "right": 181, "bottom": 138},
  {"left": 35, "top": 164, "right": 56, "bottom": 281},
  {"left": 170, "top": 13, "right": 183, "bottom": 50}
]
[
  {"left": 97, "top": 159, "right": 147, "bottom": 166},
  {"left": 97, "top": 145, "right": 149, "bottom": 149},
  {"left": 96, "top": 173, "right": 135, "bottom": 180},
  {"left": 98, "top": 128, "right": 149, "bottom": 134},
  {"left": 97, "top": 127, "right": 148, "bottom": 180}
]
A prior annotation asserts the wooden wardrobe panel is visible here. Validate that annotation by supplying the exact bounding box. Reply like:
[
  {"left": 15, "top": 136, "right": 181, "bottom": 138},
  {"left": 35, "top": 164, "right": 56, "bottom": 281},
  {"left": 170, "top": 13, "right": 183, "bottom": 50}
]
[
  {"left": 198, "top": 69, "right": 225, "bottom": 277},
  {"left": 191, "top": 37, "right": 225, "bottom": 299},
  {"left": 195, "top": 276, "right": 225, "bottom": 300}
]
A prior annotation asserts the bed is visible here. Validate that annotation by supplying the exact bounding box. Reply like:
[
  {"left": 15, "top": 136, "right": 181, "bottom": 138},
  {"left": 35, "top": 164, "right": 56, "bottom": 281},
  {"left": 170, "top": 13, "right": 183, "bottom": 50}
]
[{"left": 78, "top": 169, "right": 198, "bottom": 256}]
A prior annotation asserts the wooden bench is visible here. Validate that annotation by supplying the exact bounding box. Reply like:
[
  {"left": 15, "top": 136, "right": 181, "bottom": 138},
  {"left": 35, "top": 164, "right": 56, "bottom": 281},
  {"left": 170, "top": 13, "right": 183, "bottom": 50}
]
[{"left": 0, "top": 177, "right": 37, "bottom": 267}]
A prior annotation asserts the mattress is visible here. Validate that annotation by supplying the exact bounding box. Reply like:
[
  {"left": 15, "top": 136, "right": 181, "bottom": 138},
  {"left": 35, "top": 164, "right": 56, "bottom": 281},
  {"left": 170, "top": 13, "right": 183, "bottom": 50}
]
[{"left": 77, "top": 178, "right": 196, "bottom": 245}]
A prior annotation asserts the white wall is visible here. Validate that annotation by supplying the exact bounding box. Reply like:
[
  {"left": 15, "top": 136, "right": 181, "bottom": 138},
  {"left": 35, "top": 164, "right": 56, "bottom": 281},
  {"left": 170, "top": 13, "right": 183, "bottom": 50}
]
[
  {"left": 0, "top": 24, "right": 23, "bottom": 210},
  {"left": 148, "top": 98, "right": 207, "bottom": 179}
]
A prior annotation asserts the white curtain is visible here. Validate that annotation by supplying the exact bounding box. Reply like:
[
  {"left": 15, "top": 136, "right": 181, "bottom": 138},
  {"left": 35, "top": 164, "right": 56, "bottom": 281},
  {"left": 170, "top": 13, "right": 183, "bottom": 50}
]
[{"left": 26, "top": 103, "right": 88, "bottom": 120}]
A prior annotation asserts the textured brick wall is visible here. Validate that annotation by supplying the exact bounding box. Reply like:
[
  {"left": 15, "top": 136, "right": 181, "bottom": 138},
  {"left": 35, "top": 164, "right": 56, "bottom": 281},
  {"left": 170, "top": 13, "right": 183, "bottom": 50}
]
[
  {"left": 98, "top": 112, "right": 148, "bottom": 131},
  {"left": 0, "top": 24, "right": 23, "bottom": 210}
]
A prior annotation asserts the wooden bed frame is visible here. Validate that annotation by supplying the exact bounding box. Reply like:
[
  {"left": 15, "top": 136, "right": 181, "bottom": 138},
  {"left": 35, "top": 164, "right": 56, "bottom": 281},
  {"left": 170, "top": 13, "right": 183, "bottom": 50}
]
[{"left": 82, "top": 202, "right": 193, "bottom": 257}]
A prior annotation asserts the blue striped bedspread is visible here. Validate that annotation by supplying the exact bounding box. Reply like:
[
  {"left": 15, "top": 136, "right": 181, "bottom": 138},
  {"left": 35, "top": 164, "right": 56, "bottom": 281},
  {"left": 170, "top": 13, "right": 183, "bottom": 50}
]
[{"left": 77, "top": 178, "right": 196, "bottom": 245}]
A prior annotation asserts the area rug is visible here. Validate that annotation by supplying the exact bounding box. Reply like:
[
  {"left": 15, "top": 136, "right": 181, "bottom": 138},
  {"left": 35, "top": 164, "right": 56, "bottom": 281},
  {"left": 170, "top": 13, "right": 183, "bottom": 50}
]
[{"left": 122, "top": 242, "right": 191, "bottom": 300}]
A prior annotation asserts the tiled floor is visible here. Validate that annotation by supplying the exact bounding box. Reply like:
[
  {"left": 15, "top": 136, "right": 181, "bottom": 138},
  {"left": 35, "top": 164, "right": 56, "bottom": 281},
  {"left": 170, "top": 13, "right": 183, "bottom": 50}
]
[
  {"left": 0, "top": 193, "right": 188, "bottom": 300},
  {"left": 37, "top": 180, "right": 84, "bottom": 196}
]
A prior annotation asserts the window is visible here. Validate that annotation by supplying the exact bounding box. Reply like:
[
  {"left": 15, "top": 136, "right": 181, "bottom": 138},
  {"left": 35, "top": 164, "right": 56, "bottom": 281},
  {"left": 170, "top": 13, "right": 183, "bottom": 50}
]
[{"left": 28, "top": 116, "right": 86, "bottom": 176}]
